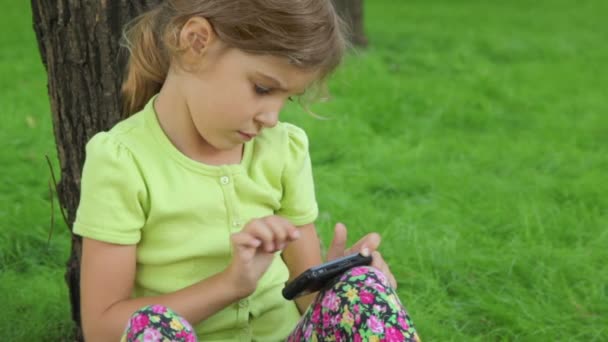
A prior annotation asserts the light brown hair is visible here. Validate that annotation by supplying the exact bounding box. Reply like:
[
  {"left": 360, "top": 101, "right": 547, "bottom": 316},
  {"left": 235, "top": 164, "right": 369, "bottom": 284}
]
[{"left": 121, "top": 0, "right": 349, "bottom": 116}]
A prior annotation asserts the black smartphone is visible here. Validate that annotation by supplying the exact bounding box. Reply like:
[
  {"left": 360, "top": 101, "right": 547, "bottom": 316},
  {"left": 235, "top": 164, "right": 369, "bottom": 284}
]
[{"left": 282, "top": 252, "right": 373, "bottom": 300}]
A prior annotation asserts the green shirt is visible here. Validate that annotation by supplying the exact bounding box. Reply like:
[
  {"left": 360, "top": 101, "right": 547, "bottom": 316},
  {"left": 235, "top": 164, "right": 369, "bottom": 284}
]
[{"left": 73, "top": 97, "right": 318, "bottom": 341}]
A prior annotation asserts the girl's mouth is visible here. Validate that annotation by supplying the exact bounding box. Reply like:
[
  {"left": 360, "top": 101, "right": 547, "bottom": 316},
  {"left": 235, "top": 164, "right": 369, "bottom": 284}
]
[{"left": 238, "top": 131, "right": 256, "bottom": 141}]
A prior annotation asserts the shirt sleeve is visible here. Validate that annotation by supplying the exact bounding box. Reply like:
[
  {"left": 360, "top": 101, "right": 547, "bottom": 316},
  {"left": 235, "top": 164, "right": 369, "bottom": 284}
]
[
  {"left": 73, "top": 132, "right": 147, "bottom": 245},
  {"left": 276, "top": 124, "right": 319, "bottom": 226}
]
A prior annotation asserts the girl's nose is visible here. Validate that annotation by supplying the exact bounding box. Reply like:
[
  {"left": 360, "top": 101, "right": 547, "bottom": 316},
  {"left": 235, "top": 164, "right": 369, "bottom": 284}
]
[{"left": 255, "top": 111, "right": 279, "bottom": 128}]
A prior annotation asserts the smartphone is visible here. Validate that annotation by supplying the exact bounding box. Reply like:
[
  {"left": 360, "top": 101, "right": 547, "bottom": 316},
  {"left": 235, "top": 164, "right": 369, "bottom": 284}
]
[{"left": 282, "top": 252, "right": 373, "bottom": 300}]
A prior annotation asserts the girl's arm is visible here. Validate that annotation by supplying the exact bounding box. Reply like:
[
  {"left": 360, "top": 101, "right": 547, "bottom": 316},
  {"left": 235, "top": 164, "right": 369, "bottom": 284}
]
[
  {"left": 281, "top": 223, "right": 323, "bottom": 313},
  {"left": 80, "top": 238, "right": 245, "bottom": 342},
  {"left": 82, "top": 216, "right": 300, "bottom": 342}
]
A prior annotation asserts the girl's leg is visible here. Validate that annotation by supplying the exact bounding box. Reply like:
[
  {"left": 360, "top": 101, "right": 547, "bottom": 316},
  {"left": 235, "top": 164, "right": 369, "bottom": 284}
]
[
  {"left": 287, "top": 266, "right": 420, "bottom": 342},
  {"left": 120, "top": 304, "right": 197, "bottom": 342}
]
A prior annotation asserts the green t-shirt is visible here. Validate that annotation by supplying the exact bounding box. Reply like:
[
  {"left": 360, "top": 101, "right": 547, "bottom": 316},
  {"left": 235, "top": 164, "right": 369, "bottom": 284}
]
[{"left": 73, "top": 96, "right": 319, "bottom": 341}]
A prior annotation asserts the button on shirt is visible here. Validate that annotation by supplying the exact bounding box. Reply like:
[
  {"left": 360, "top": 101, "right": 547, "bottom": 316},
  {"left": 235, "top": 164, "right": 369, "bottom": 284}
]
[{"left": 73, "top": 96, "right": 318, "bottom": 341}]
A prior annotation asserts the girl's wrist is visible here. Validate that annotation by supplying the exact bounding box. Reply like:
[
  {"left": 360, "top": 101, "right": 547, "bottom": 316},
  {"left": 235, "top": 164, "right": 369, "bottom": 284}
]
[{"left": 219, "top": 266, "right": 256, "bottom": 300}]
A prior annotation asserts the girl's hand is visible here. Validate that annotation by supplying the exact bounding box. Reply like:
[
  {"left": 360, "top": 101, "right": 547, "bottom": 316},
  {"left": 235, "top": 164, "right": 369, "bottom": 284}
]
[
  {"left": 326, "top": 223, "right": 398, "bottom": 289},
  {"left": 225, "top": 216, "right": 300, "bottom": 297}
]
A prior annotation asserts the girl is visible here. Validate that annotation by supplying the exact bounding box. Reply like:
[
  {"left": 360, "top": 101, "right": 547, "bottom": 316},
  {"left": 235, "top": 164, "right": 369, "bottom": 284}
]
[{"left": 74, "top": 1, "right": 420, "bottom": 341}]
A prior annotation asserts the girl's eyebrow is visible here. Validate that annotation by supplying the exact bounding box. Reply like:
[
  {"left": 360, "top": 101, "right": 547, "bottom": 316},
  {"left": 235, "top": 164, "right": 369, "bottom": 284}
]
[
  {"left": 255, "top": 72, "right": 288, "bottom": 91},
  {"left": 254, "top": 72, "right": 307, "bottom": 96}
]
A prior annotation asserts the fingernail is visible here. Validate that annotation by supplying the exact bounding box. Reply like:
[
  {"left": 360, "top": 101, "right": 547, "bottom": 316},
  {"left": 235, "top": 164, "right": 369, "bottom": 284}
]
[{"left": 362, "top": 248, "right": 370, "bottom": 256}]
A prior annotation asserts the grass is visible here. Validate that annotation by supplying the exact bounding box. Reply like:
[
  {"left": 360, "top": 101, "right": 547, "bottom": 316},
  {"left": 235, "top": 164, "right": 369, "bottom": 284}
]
[
  {"left": 0, "top": 1, "right": 74, "bottom": 340},
  {"left": 1, "top": 0, "right": 607, "bottom": 340}
]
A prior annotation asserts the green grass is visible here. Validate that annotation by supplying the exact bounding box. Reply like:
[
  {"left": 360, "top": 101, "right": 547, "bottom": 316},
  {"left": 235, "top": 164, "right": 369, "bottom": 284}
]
[
  {"left": 0, "top": 1, "right": 74, "bottom": 340},
  {"left": 2, "top": 0, "right": 607, "bottom": 341}
]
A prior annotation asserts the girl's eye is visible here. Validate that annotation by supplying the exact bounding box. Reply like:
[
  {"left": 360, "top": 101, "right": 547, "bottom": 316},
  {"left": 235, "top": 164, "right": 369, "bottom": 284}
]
[
  {"left": 254, "top": 84, "right": 295, "bottom": 102},
  {"left": 254, "top": 84, "right": 272, "bottom": 95}
]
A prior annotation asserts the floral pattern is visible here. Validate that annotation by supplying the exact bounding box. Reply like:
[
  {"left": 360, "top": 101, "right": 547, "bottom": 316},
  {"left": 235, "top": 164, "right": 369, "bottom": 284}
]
[
  {"left": 121, "top": 267, "right": 419, "bottom": 342},
  {"left": 121, "top": 305, "right": 196, "bottom": 342},
  {"left": 288, "top": 266, "right": 419, "bottom": 342}
]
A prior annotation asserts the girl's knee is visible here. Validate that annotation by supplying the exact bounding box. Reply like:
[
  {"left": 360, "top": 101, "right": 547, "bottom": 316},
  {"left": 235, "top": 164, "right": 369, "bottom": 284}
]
[
  {"left": 337, "top": 265, "right": 392, "bottom": 289},
  {"left": 124, "top": 305, "right": 196, "bottom": 342},
  {"left": 130, "top": 304, "right": 173, "bottom": 318}
]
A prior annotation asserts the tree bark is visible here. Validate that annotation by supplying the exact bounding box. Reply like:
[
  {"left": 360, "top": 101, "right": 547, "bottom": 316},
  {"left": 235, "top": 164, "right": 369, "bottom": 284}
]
[
  {"left": 31, "top": 1, "right": 364, "bottom": 340},
  {"left": 333, "top": 0, "right": 368, "bottom": 47},
  {"left": 31, "top": 1, "right": 162, "bottom": 340}
]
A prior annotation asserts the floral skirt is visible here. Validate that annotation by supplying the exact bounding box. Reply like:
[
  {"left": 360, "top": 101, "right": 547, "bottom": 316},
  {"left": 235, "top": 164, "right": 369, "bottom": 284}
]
[{"left": 122, "top": 266, "right": 419, "bottom": 341}]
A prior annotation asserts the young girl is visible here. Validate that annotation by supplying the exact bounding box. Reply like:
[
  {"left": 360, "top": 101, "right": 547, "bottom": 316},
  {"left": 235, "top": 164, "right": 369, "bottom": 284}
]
[{"left": 74, "top": 1, "right": 420, "bottom": 341}]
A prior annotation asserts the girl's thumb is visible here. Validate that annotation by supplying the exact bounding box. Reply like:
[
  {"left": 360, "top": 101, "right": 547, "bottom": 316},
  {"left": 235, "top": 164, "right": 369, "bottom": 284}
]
[{"left": 327, "top": 222, "right": 347, "bottom": 260}]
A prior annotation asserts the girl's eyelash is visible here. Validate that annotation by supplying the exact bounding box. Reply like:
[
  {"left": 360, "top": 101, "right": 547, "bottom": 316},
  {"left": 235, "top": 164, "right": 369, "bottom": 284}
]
[
  {"left": 254, "top": 84, "right": 294, "bottom": 102},
  {"left": 254, "top": 84, "right": 272, "bottom": 95}
]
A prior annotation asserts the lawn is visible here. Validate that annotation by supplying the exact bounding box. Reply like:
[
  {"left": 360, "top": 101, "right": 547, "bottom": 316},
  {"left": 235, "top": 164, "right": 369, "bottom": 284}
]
[{"left": 1, "top": 0, "right": 607, "bottom": 341}]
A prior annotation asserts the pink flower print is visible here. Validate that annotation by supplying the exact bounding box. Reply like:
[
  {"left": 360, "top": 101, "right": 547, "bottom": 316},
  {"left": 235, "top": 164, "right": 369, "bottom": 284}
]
[
  {"left": 384, "top": 327, "right": 404, "bottom": 342},
  {"left": 179, "top": 317, "right": 194, "bottom": 331},
  {"left": 322, "top": 291, "right": 340, "bottom": 311},
  {"left": 176, "top": 330, "right": 197, "bottom": 342},
  {"left": 354, "top": 333, "right": 363, "bottom": 342},
  {"left": 304, "top": 324, "right": 313, "bottom": 339},
  {"left": 373, "top": 304, "right": 387, "bottom": 313},
  {"left": 151, "top": 305, "right": 166, "bottom": 314},
  {"left": 365, "top": 277, "right": 376, "bottom": 286},
  {"left": 367, "top": 315, "right": 385, "bottom": 334},
  {"left": 332, "top": 312, "right": 341, "bottom": 326},
  {"left": 398, "top": 315, "right": 410, "bottom": 330},
  {"left": 130, "top": 314, "right": 150, "bottom": 334},
  {"left": 371, "top": 268, "right": 389, "bottom": 285},
  {"left": 374, "top": 282, "right": 387, "bottom": 293},
  {"left": 185, "top": 332, "right": 197, "bottom": 342},
  {"left": 142, "top": 327, "right": 162, "bottom": 341},
  {"left": 351, "top": 267, "right": 369, "bottom": 276},
  {"left": 311, "top": 305, "right": 322, "bottom": 323},
  {"left": 360, "top": 290, "right": 375, "bottom": 304},
  {"left": 322, "top": 312, "right": 332, "bottom": 326}
]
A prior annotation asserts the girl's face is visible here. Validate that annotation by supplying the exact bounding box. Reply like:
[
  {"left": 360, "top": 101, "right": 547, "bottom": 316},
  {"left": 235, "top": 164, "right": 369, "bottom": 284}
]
[{"left": 176, "top": 45, "right": 319, "bottom": 152}]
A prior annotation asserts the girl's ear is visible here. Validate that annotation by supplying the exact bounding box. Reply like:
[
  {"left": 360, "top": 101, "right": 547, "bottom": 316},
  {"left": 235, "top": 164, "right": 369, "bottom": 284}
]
[{"left": 179, "top": 16, "right": 216, "bottom": 57}]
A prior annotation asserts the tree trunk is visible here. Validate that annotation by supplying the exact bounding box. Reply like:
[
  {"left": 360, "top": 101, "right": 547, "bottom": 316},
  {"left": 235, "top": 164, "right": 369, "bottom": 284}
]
[
  {"left": 31, "top": 1, "right": 162, "bottom": 340},
  {"left": 31, "top": 0, "right": 364, "bottom": 340},
  {"left": 333, "top": 0, "right": 368, "bottom": 47}
]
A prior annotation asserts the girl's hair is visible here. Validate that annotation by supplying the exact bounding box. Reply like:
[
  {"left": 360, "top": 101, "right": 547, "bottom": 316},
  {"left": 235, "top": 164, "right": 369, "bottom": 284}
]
[{"left": 121, "top": 0, "right": 349, "bottom": 116}]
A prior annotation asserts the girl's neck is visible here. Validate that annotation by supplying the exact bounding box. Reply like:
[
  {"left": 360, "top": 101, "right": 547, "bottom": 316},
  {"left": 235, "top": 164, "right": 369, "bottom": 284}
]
[{"left": 153, "top": 77, "right": 243, "bottom": 166}]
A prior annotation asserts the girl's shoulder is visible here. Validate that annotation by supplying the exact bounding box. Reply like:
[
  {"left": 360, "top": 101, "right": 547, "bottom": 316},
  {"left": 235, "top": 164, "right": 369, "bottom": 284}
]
[
  {"left": 255, "top": 121, "right": 310, "bottom": 158},
  {"left": 84, "top": 111, "right": 152, "bottom": 162}
]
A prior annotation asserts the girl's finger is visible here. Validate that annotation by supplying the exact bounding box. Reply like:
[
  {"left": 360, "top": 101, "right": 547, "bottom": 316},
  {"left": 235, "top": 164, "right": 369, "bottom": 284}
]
[
  {"left": 231, "top": 232, "right": 260, "bottom": 248},
  {"left": 349, "top": 232, "right": 381, "bottom": 256},
  {"left": 265, "top": 217, "right": 290, "bottom": 251},
  {"left": 327, "top": 223, "right": 348, "bottom": 261},
  {"left": 230, "top": 232, "right": 260, "bottom": 260},
  {"left": 269, "top": 216, "right": 300, "bottom": 241},
  {"left": 247, "top": 220, "right": 276, "bottom": 252}
]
